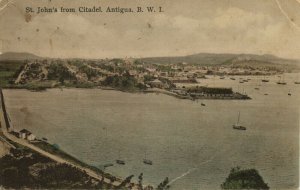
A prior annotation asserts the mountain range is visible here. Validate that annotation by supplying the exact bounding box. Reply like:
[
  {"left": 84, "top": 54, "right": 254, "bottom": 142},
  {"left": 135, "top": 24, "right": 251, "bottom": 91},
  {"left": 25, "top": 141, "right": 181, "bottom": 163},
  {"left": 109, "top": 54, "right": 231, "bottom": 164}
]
[
  {"left": 137, "top": 53, "right": 300, "bottom": 66},
  {"left": 0, "top": 52, "right": 299, "bottom": 66}
]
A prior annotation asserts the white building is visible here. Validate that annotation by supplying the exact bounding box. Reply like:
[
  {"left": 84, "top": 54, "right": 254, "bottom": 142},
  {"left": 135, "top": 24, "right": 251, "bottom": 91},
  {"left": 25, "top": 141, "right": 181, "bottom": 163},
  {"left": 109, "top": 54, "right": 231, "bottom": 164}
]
[{"left": 19, "top": 129, "right": 36, "bottom": 141}]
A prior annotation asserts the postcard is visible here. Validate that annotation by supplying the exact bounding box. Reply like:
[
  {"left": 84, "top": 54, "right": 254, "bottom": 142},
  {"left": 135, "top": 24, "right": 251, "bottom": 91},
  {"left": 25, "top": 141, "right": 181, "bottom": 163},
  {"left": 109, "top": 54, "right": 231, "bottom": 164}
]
[{"left": 0, "top": 0, "right": 299, "bottom": 189}]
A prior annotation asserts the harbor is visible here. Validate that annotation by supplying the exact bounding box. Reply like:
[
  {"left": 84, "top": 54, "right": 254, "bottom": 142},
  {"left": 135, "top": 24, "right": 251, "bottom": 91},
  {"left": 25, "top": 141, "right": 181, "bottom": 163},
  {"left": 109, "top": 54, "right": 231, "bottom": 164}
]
[{"left": 3, "top": 73, "right": 299, "bottom": 189}]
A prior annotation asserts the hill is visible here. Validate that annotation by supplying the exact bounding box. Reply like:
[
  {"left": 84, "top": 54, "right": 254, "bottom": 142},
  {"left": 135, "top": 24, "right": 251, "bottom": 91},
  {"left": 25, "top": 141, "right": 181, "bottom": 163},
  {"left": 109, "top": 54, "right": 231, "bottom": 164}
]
[
  {"left": 136, "top": 53, "right": 300, "bottom": 67},
  {"left": 0, "top": 52, "right": 41, "bottom": 61}
]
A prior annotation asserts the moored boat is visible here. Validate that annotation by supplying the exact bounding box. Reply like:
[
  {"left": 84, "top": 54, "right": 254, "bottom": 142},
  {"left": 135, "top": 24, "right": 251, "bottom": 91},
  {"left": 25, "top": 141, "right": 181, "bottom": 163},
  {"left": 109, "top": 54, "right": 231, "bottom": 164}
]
[
  {"left": 116, "top": 160, "right": 125, "bottom": 165},
  {"left": 232, "top": 111, "right": 246, "bottom": 130}
]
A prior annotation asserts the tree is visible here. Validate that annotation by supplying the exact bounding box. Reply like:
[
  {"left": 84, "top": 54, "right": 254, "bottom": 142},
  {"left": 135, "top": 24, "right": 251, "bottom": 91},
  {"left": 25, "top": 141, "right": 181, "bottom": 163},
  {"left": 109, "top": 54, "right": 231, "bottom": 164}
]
[
  {"left": 157, "top": 177, "right": 170, "bottom": 190},
  {"left": 138, "top": 173, "right": 143, "bottom": 190},
  {"left": 221, "top": 167, "right": 269, "bottom": 189}
]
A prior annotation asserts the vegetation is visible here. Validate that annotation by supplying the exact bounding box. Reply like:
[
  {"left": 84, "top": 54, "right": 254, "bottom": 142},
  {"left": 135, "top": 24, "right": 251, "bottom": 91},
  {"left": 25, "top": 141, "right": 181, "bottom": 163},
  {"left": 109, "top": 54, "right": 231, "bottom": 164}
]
[
  {"left": 144, "top": 75, "right": 156, "bottom": 82},
  {"left": 102, "top": 72, "right": 146, "bottom": 91},
  {"left": 0, "top": 147, "right": 101, "bottom": 189},
  {"left": 157, "top": 177, "right": 170, "bottom": 190},
  {"left": 0, "top": 60, "right": 24, "bottom": 87},
  {"left": 0, "top": 142, "right": 125, "bottom": 189},
  {"left": 78, "top": 64, "right": 100, "bottom": 80},
  {"left": 138, "top": 173, "right": 143, "bottom": 189},
  {"left": 116, "top": 175, "right": 134, "bottom": 189},
  {"left": 47, "top": 63, "right": 75, "bottom": 81},
  {"left": 221, "top": 167, "right": 269, "bottom": 189},
  {"left": 36, "top": 163, "right": 95, "bottom": 189}
]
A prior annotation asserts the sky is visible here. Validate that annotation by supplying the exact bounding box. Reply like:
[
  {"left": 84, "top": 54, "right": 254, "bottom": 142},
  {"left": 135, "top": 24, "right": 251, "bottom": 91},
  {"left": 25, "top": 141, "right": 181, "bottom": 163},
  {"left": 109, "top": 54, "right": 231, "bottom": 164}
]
[{"left": 0, "top": 0, "right": 300, "bottom": 59}]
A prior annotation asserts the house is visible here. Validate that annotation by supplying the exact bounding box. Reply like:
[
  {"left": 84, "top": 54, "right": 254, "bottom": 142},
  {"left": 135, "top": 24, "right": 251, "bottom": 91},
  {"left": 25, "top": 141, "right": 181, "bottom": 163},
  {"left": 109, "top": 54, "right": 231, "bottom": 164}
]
[{"left": 19, "top": 129, "right": 36, "bottom": 141}]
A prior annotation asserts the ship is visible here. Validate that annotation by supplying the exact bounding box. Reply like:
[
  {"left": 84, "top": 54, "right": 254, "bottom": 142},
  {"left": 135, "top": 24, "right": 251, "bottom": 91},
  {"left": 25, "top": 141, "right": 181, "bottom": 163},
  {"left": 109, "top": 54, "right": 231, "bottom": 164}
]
[
  {"left": 116, "top": 150, "right": 125, "bottom": 165},
  {"left": 294, "top": 75, "right": 300, "bottom": 84},
  {"left": 261, "top": 76, "right": 269, "bottom": 82},
  {"left": 277, "top": 75, "right": 287, "bottom": 85},
  {"left": 143, "top": 152, "right": 153, "bottom": 165},
  {"left": 143, "top": 159, "right": 153, "bottom": 165},
  {"left": 116, "top": 160, "right": 125, "bottom": 165},
  {"left": 233, "top": 112, "right": 246, "bottom": 130}
]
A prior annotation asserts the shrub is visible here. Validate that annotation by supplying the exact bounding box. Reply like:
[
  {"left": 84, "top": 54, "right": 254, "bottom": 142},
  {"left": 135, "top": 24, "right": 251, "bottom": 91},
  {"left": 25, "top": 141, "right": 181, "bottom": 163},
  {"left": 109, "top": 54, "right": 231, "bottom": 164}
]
[{"left": 221, "top": 167, "right": 269, "bottom": 189}]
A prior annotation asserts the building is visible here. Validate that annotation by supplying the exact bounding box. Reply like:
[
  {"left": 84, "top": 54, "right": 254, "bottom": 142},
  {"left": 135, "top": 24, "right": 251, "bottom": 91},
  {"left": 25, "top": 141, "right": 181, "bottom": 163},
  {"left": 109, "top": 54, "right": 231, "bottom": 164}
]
[{"left": 19, "top": 129, "right": 36, "bottom": 141}]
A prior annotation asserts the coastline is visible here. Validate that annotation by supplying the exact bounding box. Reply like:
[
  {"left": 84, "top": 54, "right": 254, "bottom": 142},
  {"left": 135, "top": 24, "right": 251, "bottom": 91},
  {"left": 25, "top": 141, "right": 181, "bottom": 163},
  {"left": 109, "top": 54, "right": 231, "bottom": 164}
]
[
  {"left": 2, "top": 84, "right": 251, "bottom": 100},
  {"left": 0, "top": 88, "right": 140, "bottom": 189}
]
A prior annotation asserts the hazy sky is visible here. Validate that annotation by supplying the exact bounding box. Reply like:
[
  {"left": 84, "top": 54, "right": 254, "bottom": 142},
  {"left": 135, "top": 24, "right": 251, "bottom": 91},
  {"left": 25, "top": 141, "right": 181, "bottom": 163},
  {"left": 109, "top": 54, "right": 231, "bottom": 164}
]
[{"left": 0, "top": 0, "right": 300, "bottom": 59}]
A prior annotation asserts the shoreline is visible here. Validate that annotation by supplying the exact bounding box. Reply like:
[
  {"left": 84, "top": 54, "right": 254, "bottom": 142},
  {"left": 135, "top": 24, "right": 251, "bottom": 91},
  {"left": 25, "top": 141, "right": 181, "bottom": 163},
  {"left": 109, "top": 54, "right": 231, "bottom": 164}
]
[
  {"left": 0, "top": 88, "right": 141, "bottom": 189},
  {"left": 2, "top": 85, "right": 251, "bottom": 100}
]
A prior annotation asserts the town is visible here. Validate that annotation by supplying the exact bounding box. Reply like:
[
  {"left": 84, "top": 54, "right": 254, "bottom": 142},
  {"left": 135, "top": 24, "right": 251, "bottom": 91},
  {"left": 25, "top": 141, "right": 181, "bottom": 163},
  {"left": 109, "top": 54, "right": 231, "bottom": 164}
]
[{"left": 10, "top": 55, "right": 295, "bottom": 100}]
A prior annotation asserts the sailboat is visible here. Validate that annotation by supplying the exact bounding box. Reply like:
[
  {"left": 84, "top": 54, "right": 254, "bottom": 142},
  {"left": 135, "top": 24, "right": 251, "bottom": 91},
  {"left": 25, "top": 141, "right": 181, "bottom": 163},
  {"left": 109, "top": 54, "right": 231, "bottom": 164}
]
[
  {"left": 294, "top": 74, "right": 300, "bottom": 84},
  {"left": 288, "top": 90, "right": 292, "bottom": 96},
  {"left": 116, "top": 150, "right": 125, "bottom": 165},
  {"left": 277, "top": 75, "right": 287, "bottom": 85},
  {"left": 143, "top": 152, "right": 153, "bottom": 165},
  {"left": 233, "top": 112, "right": 246, "bottom": 130},
  {"left": 261, "top": 76, "right": 269, "bottom": 82}
]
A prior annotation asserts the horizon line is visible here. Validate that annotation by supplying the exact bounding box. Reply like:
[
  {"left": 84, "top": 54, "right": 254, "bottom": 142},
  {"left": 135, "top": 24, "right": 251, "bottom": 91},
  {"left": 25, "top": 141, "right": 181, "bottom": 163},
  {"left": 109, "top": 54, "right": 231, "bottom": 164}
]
[{"left": 0, "top": 51, "right": 299, "bottom": 61}]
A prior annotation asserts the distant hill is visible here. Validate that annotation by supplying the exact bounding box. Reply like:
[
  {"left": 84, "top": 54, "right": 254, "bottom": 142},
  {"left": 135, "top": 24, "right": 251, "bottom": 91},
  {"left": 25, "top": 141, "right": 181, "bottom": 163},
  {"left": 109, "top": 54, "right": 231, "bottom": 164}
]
[
  {"left": 0, "top": 52, "right": 41, "bottom": 61},
  {"left": 0, "top": 52, "right": 299, "bottom": 68},
  {"left": 136, "top": 53, "right": 300, "bottom": 66}
]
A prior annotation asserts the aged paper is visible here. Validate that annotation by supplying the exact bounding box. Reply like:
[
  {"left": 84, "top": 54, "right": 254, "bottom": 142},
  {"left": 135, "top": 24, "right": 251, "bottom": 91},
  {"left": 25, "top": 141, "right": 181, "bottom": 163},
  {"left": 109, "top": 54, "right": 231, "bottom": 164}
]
[{"left": 0, "top": 0, "right": 299, "bottom": 189}]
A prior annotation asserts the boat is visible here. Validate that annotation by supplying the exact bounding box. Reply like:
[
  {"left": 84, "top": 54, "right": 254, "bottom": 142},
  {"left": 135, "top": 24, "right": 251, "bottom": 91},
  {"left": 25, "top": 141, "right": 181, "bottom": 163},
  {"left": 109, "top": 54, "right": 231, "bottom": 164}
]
[
  {"left": 277, "top": 81, "right": 287, "bottom": 85},
  {"left": 288, "top": 90, "right": 291, "bottom": 96},
  {"left": 261, "top": 76, "right": 269, "bottom": 82},
  {"left": 116, "top": 160, "right": 125, "bottom": 165},
  {"left": 116, "top": 150, "right": 125, "bottom": 165},
  {"left": 239, "top": 81, "right": 244, "bottom": 83},
  {"left": 264, "top": 93, "right": 268, "bottom": 95},
  {"left": 143, "top": 152, "right": 153, "bottom": 165},
  {"left": 294, "top": 75, "right": 300, "bottom": 84},
  {"left": 230, "top": 77, "right": 236, "bottom": 80},
  {"left": 254, "top": 87, "right": 260, "bottom": 90},
  {"left": 277, "top": 75, "right": 287, "bottom": 85},
  {"left": 143, "top": 159, "right": 153, "bottom": 165},
  {"left": 103, "top": 163, "right": 114, "bottom": 168},
  {"left": 232, "top": 112, "right": 246, "bottom": 130},
  {"left": 201, "top": 103, "right": 206, "bottom": 106}
]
